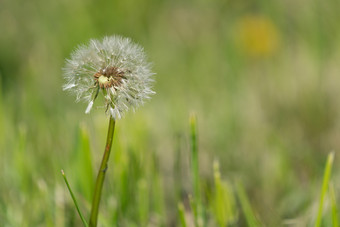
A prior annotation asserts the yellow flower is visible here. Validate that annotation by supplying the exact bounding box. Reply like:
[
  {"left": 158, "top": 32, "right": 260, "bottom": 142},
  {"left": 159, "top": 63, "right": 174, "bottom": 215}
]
[{"left": 235, "top": 15, "right": 280, "bottom": 58}]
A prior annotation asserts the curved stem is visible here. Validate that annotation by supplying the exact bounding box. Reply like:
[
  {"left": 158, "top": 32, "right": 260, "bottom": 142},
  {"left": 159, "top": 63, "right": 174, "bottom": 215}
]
[{"left": 89, "top": 116, "right": 116, "bottom": 227}]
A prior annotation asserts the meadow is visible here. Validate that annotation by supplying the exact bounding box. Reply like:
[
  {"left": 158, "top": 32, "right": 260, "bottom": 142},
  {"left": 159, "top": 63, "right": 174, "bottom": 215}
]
[{"left": 1, "top": 0, "right": 340, "bottom": 226}]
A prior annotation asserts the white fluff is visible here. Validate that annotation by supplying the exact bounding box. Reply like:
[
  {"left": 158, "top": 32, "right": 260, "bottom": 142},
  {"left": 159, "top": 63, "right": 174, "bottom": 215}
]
[
  {"left": 62, "top": 35, "right": 155, "bottom": 119},
  {"left": 85, "top": 101, "right": 94, "bottom": 114}
]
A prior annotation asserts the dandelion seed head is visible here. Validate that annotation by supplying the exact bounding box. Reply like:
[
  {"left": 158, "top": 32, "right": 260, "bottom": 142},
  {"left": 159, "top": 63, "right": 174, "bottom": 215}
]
[{"left": 63, "top": 35, "right": 155, "bottom": 119}]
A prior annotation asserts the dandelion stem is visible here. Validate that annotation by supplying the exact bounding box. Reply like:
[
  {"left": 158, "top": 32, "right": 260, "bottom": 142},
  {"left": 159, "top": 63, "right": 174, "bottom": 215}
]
[{"left": 89, "top": 116, "right": 116, "bottom": 227}]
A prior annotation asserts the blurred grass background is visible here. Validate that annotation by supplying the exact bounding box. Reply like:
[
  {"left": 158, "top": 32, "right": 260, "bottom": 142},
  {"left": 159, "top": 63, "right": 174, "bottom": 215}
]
[{"left": 1, "top": 0, "right": 340, "bottom": 226}]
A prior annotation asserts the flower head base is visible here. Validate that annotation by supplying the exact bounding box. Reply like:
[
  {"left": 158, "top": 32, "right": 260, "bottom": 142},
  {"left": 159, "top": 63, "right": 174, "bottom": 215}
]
[
  {"left": 94, "top": 67, "right": 126, "bottom": 89},
  {"left": 63, "top": 36, "right": 155, "bottom": 119}
]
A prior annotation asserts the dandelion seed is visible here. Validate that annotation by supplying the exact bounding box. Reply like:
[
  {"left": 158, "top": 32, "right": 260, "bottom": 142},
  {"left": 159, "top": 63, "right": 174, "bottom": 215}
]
[
  {"left": 63, "top": 35, "right": 155, "bottom": 119},
  {"left": 85, "top": 101, "right": 94, "bottom": 114},
  {"left": 62, "top": 83, "right": 76, "bottom": 90}
]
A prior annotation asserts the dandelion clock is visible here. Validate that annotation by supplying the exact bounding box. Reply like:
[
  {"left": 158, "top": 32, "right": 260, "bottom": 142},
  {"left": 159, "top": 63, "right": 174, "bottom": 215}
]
[{"left": 61, "top": 36, "right": 155, "bottom": 227}]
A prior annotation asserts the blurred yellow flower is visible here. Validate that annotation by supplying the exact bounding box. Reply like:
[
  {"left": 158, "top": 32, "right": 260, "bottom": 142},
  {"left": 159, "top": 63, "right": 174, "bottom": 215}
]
[{"left": 235, "top": 15, "right": 280, "bottom": 58}]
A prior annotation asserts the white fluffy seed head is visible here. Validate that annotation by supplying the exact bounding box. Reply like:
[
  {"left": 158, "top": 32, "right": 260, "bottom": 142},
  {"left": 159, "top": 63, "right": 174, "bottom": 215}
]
[{"left": 62, "top": 35, "right": 155, "bottom": 119}]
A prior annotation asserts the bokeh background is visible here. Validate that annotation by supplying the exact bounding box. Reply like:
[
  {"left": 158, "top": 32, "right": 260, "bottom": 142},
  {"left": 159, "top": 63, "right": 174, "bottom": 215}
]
[{"left": 1, "top": 0, "right": 340, "bottom": 226}]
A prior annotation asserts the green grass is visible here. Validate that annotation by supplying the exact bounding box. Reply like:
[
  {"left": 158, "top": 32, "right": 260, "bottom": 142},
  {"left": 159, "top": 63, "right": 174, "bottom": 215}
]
[
  {"left": 178, "top": 202, "right": 187, "bottom": 227},
  {"left": 315, "top": 152, "right": 335, "bottom": 227},
  {"left": 236, "top": 182, "right": 261, "bottom": 227},
  {"left": 211, "top": 161, "right": 237, "bottom": 226},
  {"left": 189, "top": 113, "right": 204, "bottom": 227},
  {"left": 61, "top": 170, "right": 88, "bottom": 227},
  {"left": 330, "top": 182, "right": 339, "bottom": 227},
  {"left": 1, "top": 0, "right": 340, "bottom": 226}
]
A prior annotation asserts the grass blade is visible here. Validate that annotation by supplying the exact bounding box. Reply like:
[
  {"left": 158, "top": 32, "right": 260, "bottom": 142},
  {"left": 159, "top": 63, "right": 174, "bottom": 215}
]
[
  {"left": 137, "top": 178, "right": 149, "bottom": 226},
  {"left": 211, "top": 161, "right": 237, "bottom": 226},
  {"left": 315, "top": 152, "right": 335, "bottom": 227},
  {"left": 330, "top": 182, "right": 339, "bottom": 227},
  {"left": 190, "top": 114, "right": 200, "bottom": 206},
  {"left": 236, "top": 182, "right": 260, "bottom": 227},
  {"left": 178, "top": 202, "right": 187, "bottom": 227},
  {"left": 61, "top": 169, "right": 88, "bottom": 227},
  {"left": 189, "top": 114, "right": 203, "bottom": 226}
]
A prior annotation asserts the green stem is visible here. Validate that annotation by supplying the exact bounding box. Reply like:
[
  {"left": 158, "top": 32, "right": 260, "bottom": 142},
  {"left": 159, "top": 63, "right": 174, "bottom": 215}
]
[
  {"left": 89, "top": 116, "right": 116, "bottom": 227},
  {"left": 315, "top": 152, "right": 335, "bottom": 227},
  {"left": 61, "top": 170, "right": 88, "bottom": 227},
  {"left": 190, "top": 114, "right": 202, "bottom": 227},
  {"left": 178, "top": 202, "right": 187, "bottom": 227}
]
